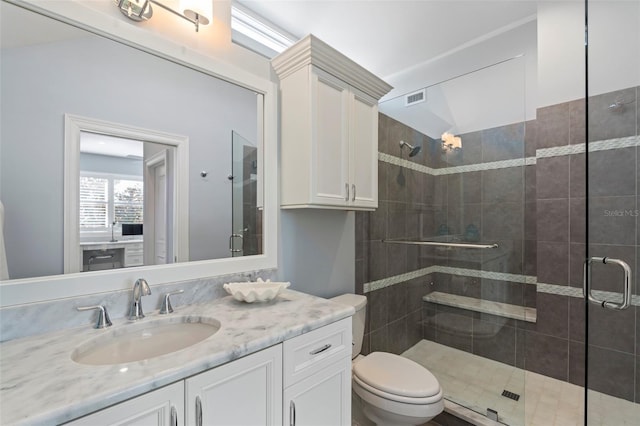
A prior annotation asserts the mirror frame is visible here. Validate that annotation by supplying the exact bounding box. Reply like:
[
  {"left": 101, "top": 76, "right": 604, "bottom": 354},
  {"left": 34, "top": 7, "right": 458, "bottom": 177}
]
[{"left": 0, "top": 0, "right": 278, "bottom": 307}]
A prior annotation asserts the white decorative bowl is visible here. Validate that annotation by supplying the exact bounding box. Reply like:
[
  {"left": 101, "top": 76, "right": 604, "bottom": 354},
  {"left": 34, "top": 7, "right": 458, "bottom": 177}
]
[{"left": 223, "top": 280, "right": 290, "bottom": 303}]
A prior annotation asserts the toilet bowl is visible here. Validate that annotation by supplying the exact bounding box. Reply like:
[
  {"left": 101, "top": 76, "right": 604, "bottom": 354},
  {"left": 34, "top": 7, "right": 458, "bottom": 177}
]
[{"left": 331, "top": 294, "right": 444, "bottom": 426}]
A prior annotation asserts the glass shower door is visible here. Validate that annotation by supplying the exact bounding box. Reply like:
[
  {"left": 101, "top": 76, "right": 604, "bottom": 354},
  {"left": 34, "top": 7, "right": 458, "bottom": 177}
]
[
  {"left": 584, "top": 1, "right": 640, "bottom": 424},
  {"left": 378, "top": 56, "right": 528, "bottom": 426}
]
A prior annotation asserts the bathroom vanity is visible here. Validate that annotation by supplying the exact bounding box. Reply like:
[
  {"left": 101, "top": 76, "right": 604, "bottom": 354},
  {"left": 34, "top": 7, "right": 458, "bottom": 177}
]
[
  {"left": 0, "top": 290, "right": 354, "bottom": 425},
  {"left": 80, "top": 240, "right": 144, "bottom": 271}
]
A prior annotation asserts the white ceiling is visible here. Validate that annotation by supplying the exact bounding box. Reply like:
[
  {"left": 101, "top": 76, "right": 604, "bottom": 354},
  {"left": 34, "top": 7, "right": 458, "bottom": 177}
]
[
  {"left": 241, "top": 1, "right": 538, "bottom": 137},
  {"left": 81, "top": 132, "right": 144, "bottom": 159},
  {"left": 240, "top": 0, "right": 537, "bottom": 81}
]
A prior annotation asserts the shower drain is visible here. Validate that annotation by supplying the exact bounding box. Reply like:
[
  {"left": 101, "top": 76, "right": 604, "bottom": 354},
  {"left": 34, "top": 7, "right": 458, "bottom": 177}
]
[{"left": 501, "top": 389, "right": 521, "bottom": 401}]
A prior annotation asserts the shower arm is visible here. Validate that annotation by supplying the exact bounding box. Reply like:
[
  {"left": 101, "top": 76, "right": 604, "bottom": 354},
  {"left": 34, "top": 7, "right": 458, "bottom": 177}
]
[{"left": 382, "top": 240, "right": 498, "bottom": 249}]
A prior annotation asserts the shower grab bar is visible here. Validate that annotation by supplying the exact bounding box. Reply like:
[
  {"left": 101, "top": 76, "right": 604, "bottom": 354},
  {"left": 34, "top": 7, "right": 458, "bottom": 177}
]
[
  {"left": 382, "top": 240, "right": 498, "bottom": 249},
  {"left": 583, "top": 256, "right": 632, "bottom": 310}
]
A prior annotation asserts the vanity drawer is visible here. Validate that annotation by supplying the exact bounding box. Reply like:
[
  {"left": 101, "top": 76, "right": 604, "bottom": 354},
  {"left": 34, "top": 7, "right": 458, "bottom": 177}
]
[
  {"left": 283, "top": 317, "right": 351, "bottom": 387},
  {"left": 124, "top": 244, "right": 144, "bottom": 267}
]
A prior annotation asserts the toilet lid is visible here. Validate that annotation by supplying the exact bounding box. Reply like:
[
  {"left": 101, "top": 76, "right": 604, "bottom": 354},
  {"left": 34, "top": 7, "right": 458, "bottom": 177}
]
[{"left": 353, "top": 352, "right": 441, "bottom": 398}]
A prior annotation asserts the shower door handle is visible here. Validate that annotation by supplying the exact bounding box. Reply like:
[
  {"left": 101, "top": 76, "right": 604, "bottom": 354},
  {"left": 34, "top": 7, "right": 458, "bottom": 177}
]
[
  {"left": 583, "top": 256, "right": 632, "bottom": 310},
  {"left": 229, "top": 234, "right": 243, "bottom": 253}
]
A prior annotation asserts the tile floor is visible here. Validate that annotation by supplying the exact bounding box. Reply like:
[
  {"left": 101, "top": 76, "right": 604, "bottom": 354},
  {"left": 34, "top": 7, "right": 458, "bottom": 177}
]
[{"left": 402, "top": 340, "right": 640, "bottom": 426}]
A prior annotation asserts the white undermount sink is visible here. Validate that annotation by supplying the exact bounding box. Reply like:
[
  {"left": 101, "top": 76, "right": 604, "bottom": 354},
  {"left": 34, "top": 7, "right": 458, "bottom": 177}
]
[{"left": 71, "top": 316, "right": 220, "bottom": 365}]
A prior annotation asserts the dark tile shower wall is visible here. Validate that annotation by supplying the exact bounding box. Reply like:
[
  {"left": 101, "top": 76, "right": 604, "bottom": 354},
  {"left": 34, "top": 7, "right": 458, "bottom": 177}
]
[
  {"left": 533, "top": 86, "right": 640, "bottom": 403},
  {"left": 356, "top": 86, "right": 640, "bottom": 404},
  {"left": 355, "top": 113, "right": 444, "bottom": 356}
]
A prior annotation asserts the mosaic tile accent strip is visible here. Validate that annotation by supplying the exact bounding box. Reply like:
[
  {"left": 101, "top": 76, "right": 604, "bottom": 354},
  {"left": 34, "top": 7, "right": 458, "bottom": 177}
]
[
  {"left": 378, "top": 152, "right": 436, "bottom": 175},
  {"left": 379, "top": 136, "right": 639, "bottom": 178},
  {"left": 364, "top": 266, "right": 437, "bottom": 293},
  {"left": 536, "top": 282, "right": 640, "bottom": 307},
  {"left": 436, "top": 158, "right": 533, "bottom": 175},
  {"left": 363, "top": 265, "right": 536, "bottom": 293},
  {"left": 366, "top": 273, "right": 639, "bottom": 306},
  {"left": 537, "top": 135, "right": 640, "bottom": 159},
  {"left": 378, "top": 152, "right": 534, "bottom": 176},
  {"left": 436, "top": 266, "right": 537, "bottom": 284}
]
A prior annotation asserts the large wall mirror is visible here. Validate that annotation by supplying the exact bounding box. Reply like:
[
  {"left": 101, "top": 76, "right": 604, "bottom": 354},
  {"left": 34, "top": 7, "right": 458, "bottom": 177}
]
[{"left": 0, "top": 0, "right": 278, "bottom": 306}]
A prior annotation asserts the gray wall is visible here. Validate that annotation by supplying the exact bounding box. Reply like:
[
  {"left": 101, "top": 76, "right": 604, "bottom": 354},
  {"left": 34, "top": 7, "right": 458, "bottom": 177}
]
[
  {"left": 279, "top": 210, "right": 355, "bottom": 298},
  {"left": 1, "top": 30, "right": 257, "bottom": 279}
]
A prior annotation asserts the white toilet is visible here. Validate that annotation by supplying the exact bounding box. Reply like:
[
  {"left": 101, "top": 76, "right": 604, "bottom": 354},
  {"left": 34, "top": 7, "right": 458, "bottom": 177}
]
[{"left": 331, "top": 294, "right": 444, "bottom": 426}]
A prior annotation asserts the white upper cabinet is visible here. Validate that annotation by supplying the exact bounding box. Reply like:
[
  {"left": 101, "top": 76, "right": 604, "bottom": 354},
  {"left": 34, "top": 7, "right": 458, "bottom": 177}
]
[{"left": 272, "top": 35, "right": 392, "bottom": 211}]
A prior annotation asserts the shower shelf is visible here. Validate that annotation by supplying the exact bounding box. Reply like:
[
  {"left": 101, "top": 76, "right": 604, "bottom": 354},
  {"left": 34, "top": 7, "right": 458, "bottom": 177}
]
[{"left": 423, "top": 292, "right": 537, "bottom": 323}]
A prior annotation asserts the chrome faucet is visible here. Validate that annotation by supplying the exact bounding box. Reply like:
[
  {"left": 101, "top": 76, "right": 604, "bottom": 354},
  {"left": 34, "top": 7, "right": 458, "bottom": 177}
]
[{"left": 128, "top": 278, "right": 151, "bottom": 320}]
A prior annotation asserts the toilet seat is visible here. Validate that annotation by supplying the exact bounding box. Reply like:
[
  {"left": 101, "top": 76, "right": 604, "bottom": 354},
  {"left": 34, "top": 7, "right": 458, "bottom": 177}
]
[
  {"left": 353, "top": 375, "right": 443, "bottom": 405},
  {"left": 353, "top": 352, "right": 441, "bottom": 402}
]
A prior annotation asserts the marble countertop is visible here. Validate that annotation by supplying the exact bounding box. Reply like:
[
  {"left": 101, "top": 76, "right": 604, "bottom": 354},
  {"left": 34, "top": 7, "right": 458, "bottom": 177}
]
[
  {"left": 80, "top": 240, "right": 143, "bottom": 246},
  {"left": 0, "top": 290, "right": 354, "bottom": 425}
]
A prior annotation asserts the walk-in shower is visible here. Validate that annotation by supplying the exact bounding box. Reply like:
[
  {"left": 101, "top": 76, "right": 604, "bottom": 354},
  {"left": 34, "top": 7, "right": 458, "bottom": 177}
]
[{"left": 356, "top": 2, "right": 640, "bottom": 424}]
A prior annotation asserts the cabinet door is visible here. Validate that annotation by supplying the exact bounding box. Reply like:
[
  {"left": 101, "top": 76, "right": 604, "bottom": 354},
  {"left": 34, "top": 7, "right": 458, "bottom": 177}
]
[
  {"left": 283, "top": 357, "right": 351, "bottom": 426},
  {"left": 310, "top": 67, "right": 350, "bottom": 207},
  {"left": 349, "top": 89, "right": 378, "bottom": 209},
  {"left": 185, "top": 345, "right": 282, "bottom": 426},
  {"left": 66, "top": 382, "right": 184, "bottom": 426},
  {"left": 124, "top": 243, "right": 144, "bottom": 267}
]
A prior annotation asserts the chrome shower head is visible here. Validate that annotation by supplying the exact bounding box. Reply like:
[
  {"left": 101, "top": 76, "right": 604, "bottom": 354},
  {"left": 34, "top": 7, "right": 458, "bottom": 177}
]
[{"left": 399, "top": 140, "right": 421, "bottom": 157}]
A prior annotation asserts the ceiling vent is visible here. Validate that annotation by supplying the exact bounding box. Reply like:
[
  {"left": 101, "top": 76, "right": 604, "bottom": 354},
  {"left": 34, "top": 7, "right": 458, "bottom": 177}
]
[{"left": 405, "top": 89, "right": 426, "bottom": 107}]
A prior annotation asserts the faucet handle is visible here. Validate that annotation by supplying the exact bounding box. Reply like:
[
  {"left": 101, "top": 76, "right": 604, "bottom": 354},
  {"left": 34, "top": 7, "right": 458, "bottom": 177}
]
[
  {"left": 134, "top": 278, "right": 151, "bottom": 298},
  {"left": 160, "top": 289, "right": 184, "bottom": 314},
  {"left": 77, "top": 305, "right": 112, "bottom": 329}
]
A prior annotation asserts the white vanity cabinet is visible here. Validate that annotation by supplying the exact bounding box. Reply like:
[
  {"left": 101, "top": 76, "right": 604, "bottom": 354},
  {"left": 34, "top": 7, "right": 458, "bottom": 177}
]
[
  {"left": 272, "top": 34, "right": 392, "bottom": 211},
  {"left": 66, "top": 346, "right": 281, "bottom": 426},
  {"left": 185, "top": 344, "right": 282, "bottom": 426},
  {"left": 66, "top": 381, "right": 184, "bottom": 426},
  {"left": 63, "top": 320, "right": 352, "bottom": 426},
  {"left": 282, "top": 318, "right": 352, "bottom": 426}
]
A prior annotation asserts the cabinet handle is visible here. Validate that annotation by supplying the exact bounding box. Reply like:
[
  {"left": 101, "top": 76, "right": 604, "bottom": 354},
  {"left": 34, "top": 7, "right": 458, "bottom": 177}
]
[
  {"left": 345, "top": 183, "right": 349, "bottom": 202},
  {"left": 170, "top": 406, "right": 178, "bottom": 426},
  {"left": 290, "top": 400, "right": 296, "bottom": 426},
  {"left": 352, "top": 184, "right": 356, "bottom": 201},
  {"left": 195, "top": 396, "right": 202, "bottom": 426},
  {"left": 309, "top": 343, "right": 332, "bottom": 355}
]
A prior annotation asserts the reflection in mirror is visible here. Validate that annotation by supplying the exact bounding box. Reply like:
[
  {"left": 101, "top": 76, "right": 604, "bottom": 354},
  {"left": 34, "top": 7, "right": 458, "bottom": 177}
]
[
  {"left": 80, "top": 133, "right": 147, "bottom": 271},
  {"left": 77, "top": 132, "right": 179, "bottom": 272},
  {"left": 231, "top": 131, "right": 263, "bottom": 257},
  {"left": 0, "top": 1, "right": 264, "bottom": 281}
]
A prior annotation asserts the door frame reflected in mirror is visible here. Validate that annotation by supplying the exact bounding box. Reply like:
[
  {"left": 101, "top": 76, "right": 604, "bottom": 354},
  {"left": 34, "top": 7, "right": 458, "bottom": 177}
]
[{"left": 64, "top": 114, "right": 190, "bottom": 274}]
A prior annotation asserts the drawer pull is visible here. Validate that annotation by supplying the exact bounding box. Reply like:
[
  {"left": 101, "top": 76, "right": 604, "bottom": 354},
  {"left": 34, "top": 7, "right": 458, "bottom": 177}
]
[
  {"left": 170, "top": 406, "right": 178, "bottom": 426},
  {"left": 290, "top": 400, "right": 296, "bottom": 426},
  {"left": 195, "top": 395, "right": 202, "bottom": 426},
  {"left": 309, "top": 343, "right": 332, "bottom": 355}
]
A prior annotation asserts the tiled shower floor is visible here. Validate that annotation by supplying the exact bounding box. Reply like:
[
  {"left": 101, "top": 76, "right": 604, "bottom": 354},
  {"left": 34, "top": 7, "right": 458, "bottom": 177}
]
[{"left": 402, "top": 340, "right": 640, "bottom": 426}]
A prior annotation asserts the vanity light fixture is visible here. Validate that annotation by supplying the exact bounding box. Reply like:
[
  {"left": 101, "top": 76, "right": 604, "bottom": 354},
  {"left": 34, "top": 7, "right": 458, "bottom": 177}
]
[{"left": 115, "top": 0, "right": 212, "bottom": 32}]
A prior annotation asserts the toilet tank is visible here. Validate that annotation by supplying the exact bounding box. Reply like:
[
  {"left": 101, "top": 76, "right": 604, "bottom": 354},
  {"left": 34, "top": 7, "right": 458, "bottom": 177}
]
[{"left": 330, "top": 293, "right": 367, "bottom": 359}]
